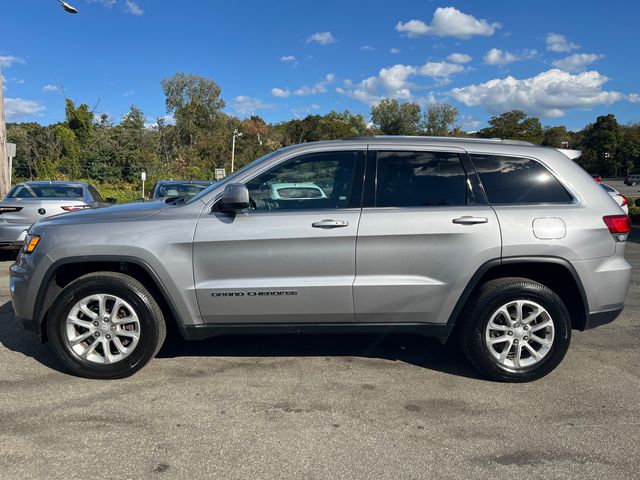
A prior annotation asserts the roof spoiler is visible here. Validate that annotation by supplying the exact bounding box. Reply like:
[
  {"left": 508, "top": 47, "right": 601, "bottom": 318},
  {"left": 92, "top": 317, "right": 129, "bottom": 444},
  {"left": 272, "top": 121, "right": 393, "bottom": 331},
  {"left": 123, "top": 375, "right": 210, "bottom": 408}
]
[{"left": 556, "top": 148, "right": 582, "bottom": 160}]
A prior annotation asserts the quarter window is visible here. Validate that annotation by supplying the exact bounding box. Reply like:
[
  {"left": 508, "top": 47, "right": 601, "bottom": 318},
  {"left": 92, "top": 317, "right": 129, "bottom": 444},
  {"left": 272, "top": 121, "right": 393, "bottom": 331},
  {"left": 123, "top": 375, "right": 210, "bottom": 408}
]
[
  {"left": 245, "top": 151, "right": 361, "bottom": 211},
  {"left": 375, "top": 151, "right": 468, "bottom": 207},
  {"left": 471, "top": 154, "right": 573, "bottom": 204}
]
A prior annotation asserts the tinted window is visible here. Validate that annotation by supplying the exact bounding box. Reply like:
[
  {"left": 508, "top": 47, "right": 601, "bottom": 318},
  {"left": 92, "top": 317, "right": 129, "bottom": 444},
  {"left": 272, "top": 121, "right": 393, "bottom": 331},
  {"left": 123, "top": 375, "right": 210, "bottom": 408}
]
[
  {"left": 6, "top": 184, "right": 84, "bottom": 199},
  {"left": 246, "top": 151, "right": 360, "bottom": 210},
  {"left": 471, "top": 154, "right": 573, "bottom": 204},
  {"left": 375, "top": 151, "right": 467, "bottom": 207},
  {"left": 154, "top": 182, "right": 212, "bottom": 198},
  {"left": 88, "top": 185, "right": 103, "bottom": 202}
]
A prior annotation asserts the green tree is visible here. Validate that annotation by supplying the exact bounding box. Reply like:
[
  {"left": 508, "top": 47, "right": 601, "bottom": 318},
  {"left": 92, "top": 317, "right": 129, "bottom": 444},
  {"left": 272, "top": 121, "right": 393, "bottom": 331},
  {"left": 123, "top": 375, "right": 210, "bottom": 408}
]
[
  {"left": 618, "top": 124, "right": 640, "bottom": 174},
  {"left": 64, "top": 99, "right": 94, "bottom": 146},
  {"left": 422, "top": 103, "right": 458, "bottom": 136},
  {"left": 370, "top": 99, "right": 421, "bottom": 135},
  {"left": 161, "top": 73, "right": 225, "bottom": 148},
  {"left": 478, "top": 110, "right": 544, "bottom": 144},
  {"left": 121, "top": 105, "right": 145, "bottom": 130},
  {"left": 542, "top": 126, "right": 572, "bottom": 148},
  {"left": 579, "top": 114, "right": 622, "bottom": 175}
]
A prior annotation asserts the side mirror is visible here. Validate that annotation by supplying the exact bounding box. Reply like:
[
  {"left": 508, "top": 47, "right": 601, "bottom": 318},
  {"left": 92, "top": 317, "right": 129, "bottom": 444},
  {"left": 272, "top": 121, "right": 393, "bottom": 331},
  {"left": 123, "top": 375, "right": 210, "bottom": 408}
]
[
  {"left": 105, "top": 197, "right": 117, "bottom": 204},
  {"left": 221, "top": 183, "right": 249, "bottom": 213}
]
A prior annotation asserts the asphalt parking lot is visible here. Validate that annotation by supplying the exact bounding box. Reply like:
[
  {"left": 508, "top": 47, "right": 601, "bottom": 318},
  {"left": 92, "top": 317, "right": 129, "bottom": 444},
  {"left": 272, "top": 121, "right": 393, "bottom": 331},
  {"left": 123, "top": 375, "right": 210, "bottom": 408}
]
[{"left": 1, "top": 238, "right": 639, "bottom": 480}]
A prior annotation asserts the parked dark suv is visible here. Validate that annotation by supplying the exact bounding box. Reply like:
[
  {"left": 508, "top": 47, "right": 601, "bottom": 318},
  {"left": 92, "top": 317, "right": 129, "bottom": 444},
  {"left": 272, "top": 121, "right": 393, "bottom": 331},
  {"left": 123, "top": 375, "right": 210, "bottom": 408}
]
[{"left": 624, "top": 175, "right": 640, "bottom": 186}]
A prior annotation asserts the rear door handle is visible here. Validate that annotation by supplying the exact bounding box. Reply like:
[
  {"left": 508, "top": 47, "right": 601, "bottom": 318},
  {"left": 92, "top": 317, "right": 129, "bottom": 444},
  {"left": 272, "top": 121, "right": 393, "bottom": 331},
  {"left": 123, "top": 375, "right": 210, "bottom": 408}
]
[
  {"left": 312, "top": 219, "right": 349, "bottom": 229},
  {"left": 452, "top": 216, "right": 488, "bottom": 225}
]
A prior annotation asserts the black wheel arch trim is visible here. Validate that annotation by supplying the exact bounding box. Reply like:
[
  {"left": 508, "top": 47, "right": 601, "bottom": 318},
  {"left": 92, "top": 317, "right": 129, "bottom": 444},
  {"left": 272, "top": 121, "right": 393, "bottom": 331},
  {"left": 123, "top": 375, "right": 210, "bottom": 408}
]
[
  {"left": 447, "top": 255, "right": 590, "bottom": 329},
  {"left": 33, "top": 255, "right": 185, "bottom": 339}
]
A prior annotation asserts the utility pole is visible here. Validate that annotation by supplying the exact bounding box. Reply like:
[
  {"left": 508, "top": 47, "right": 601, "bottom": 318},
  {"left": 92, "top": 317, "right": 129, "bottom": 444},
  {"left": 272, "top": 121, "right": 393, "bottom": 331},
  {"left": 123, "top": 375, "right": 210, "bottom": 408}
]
[
  {"left": 0, "top": 70, "right": 10, "bottom": 197},
  {"left": 231, "top": 129, "right": 242, "bottom": 173}
]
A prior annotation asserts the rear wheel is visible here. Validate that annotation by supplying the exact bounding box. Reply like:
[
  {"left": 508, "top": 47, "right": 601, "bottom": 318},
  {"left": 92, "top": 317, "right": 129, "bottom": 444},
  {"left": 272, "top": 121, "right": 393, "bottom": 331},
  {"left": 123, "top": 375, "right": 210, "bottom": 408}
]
[
  {"left": 47, "top": 272, "right": 166, "bottom": 379},
  {"left": 632, "top": 181, "right": 637, "bottom": 186},
  {"left": 459, "top": 278, "right": 571, "bottom": 382}
]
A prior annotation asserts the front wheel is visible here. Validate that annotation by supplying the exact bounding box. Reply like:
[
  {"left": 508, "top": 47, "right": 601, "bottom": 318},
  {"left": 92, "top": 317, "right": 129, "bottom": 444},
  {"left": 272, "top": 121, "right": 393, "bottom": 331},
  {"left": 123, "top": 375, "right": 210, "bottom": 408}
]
[
  {"left": 458, "top": 278, "right": 571, "bottom": 382},
  {"left": 632, "top": 181, "right": 638, "bottom": 186},
  {"left": 47, "top": 272, "right": 166, "bottom": 379}
]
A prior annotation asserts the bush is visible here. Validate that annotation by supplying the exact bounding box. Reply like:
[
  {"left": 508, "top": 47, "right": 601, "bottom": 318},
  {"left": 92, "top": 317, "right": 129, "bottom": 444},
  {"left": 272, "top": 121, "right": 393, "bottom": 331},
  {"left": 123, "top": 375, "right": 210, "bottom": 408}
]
[
  {"left": 95, "top": 182, "right": 142, "bottom": 203},
  {"left": 629, "top": 205, "right": 640, "bottom": 224}
]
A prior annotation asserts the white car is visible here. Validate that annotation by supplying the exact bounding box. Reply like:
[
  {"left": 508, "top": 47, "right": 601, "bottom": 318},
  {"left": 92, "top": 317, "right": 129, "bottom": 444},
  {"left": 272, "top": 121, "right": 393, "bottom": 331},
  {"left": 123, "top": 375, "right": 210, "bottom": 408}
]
[{"left": 600, "top": 183, "right": 629, "bottom": 214}]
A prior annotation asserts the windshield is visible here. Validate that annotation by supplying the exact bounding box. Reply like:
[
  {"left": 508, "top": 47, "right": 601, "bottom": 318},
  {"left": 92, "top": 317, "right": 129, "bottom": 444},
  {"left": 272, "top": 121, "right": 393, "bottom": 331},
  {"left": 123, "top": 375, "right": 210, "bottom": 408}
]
[
  {"left": 186, "top": 148, "right": 293, "bottom": 204},
  {"left": 6, "top": 184, "right": 84, "bottom": 199},
  {"left": 154, "top": 182, "right": 213, "bottom": 198},
  {"left": 600, "top": 183, "right": 615, "bottom": 193}
]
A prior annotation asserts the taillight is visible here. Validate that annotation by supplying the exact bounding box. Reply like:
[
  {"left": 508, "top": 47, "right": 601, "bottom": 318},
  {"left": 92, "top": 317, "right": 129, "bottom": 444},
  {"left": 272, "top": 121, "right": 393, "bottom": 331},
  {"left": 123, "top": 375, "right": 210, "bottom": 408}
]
[
  {"left": 61, "top": 205, "right": 91, "bottom": 212},
  {"left": 603, "top": 214, "right": 630, "bottom": 241},
  {"left": 0, "top": 207, "right": 23, "bottom": 214},
  {"left": 618, "top": 194, "right": 629, "bottom": 207}
]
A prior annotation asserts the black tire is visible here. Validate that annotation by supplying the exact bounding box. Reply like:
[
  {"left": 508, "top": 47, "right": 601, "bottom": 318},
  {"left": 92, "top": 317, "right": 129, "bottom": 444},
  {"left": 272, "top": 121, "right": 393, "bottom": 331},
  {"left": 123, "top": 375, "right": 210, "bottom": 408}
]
[
  {"left": 46, "top": 272, "right": 166, "bottom": 379},
  {"left": 632, "top": 181, "right": 637, "bottom": 186},
  {"left": 458, "top": 277, "right": 571, "bottom": 382}
]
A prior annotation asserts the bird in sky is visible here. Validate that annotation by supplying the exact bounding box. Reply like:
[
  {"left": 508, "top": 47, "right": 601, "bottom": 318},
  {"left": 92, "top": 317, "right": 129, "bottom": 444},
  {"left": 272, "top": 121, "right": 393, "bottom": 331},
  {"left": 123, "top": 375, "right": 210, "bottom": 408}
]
[{"left": 58, "top": 0, "right": 78, "bottom": 14}]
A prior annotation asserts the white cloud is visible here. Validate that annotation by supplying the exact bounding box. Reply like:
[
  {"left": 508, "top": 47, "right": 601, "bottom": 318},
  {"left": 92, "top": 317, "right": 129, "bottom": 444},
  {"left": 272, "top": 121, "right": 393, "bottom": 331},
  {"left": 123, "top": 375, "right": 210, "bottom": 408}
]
[
  {"left": 396, "top": 7, "right": 500, "bottom": 39},
  {"left": 124, "top": 1, "right": 144, "bottom": 16},
  {"left": 88, "top": 0, "right": 117, "bottom": 7},
  {"left": 280, "top": 55, "right": 296, "bottom": 62},
  {"left": 361, "top": 45, "right": 375, "bottom": 51},
  {"left": 449, "top": 69, "right": 622, "bottom": 117},
  {"left": 483, "top": 48, "right": 537, "bottom": 66},
  {"left": 271, "top": 88, "right": 290, "bottom": 98},
  {"left": 419, "top": 61, "right": 465, "bottom": 81},
  {"left": 483, "top": 48, "right": 518, "bottom": 65},
  {"left": 459, "top": 115, "right": 482, "bottom": 131},
  {"left": 552, "top": 53, "right": 603, "bottom": 73},
  {"left": 627, "top": 93, "right": 640, "bottom": 103},
  {"left": 123, "top": 89, "right": 135, "bottom": 96},
  {"left": 42, "top": 84, "right": 59, "bottom": 93},
  {"left": 4, "top": 98, "right": 46, "bottom": 120},
  {"left": 306, "top": 32, "right": 336, "bottom": 45},
  {"left": 546, "top": 33, "right": 579, "bottom": 52},
  {"left": 390, "top": 48, "right": 401, "bottom": 54},
  {"left": 292, "top": 73, "right": 335, "bottom": 96},
  {"left": 292, "top": 104, "right": 321, "bottom": 118},
  {"left": 232, "top": 96, "right": 272, "bottom": 116},
  {"left": 0, "top": 55, "right": 25, "bottom": 68},
  {"left": 447, "top": 53, "right": 472, "bottom": 64},
  {"left": 338, "top": 61, "right": 464, "bottom": 105}
]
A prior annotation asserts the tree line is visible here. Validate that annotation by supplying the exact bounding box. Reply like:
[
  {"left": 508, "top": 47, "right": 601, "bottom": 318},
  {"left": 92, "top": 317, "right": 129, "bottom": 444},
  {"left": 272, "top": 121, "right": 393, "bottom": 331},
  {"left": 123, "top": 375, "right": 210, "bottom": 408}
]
[{"left": 7, "top": 72, "right": 640, "bottom": 199}]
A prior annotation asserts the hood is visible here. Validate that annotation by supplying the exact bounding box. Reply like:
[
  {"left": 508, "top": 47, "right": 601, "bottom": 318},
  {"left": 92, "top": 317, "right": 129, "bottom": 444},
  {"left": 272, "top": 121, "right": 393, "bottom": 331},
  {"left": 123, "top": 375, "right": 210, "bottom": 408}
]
[{"left": 34, "top": 199, "right": 168, "bottom": 228}]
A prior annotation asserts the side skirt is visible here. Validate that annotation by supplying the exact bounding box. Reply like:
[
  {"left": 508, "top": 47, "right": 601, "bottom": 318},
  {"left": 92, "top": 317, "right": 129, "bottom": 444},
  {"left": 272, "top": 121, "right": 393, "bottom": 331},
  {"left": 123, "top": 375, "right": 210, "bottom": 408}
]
[{"left": 179, "top": 323, "right": 454, "bottom": 341}]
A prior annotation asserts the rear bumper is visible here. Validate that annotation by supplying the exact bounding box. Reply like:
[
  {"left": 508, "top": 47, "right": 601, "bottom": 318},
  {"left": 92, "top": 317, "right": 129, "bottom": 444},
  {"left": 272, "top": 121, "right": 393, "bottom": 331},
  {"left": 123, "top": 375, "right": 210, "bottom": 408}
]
[
  {"left": 0, "top": 223, "right": 30, "bottom": 248},
  {"left": 584, "top": 306, "right": 624, "bottom": 330}
]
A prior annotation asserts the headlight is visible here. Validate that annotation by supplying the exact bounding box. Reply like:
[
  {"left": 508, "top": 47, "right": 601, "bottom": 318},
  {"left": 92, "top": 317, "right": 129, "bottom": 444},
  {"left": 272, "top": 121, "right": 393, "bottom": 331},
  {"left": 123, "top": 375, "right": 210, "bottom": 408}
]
[{"left": 23, "top": 234, "right": 41, "bottom": 254}]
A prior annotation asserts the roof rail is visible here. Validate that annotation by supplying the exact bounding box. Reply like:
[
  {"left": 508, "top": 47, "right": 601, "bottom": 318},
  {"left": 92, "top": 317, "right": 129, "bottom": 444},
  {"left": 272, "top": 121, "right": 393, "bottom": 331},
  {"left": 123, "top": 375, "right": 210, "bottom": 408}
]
[{"left": 342, "top": 135, "right": 534, "bottom": 146}]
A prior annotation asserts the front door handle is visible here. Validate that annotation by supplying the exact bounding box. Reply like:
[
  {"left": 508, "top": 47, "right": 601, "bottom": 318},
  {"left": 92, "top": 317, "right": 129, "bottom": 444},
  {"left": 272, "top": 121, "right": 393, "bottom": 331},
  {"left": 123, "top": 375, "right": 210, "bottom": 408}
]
[
  {"left": 452, "top": 216, "right": 488, "bottom": 225},
  {"left": 312, "top": 219, "right": 349, "bottom": 229}
]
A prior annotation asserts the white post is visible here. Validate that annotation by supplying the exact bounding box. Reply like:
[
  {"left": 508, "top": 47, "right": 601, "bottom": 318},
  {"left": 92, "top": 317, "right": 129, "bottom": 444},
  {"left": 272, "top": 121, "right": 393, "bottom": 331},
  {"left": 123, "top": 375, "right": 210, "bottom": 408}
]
[{"left": 141, "top": 171, "right": 147, "bottom": 198}]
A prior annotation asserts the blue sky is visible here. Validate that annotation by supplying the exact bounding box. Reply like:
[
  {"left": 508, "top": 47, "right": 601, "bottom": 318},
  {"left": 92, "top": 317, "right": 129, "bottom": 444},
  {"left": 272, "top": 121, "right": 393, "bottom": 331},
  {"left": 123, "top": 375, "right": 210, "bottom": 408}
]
[{"left": 2, "top": 0, "right": 639, "bottom": 131}]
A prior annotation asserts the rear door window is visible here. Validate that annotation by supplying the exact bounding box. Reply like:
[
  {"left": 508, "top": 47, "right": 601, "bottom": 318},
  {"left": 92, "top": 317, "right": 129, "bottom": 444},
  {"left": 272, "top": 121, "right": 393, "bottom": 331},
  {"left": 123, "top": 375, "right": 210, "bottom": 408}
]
[
  {"left": 470, "top": 154, "right": 573, "bottom": 205},
  {"left": 375, "top": 151, "right": 468, "bottom": 207}
]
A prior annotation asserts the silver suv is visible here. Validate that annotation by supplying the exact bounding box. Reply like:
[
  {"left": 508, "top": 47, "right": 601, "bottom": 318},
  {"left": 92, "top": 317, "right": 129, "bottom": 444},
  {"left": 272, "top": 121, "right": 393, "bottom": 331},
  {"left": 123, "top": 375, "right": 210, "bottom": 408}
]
[{"left": 10, "top": 136, "right": 631, "bottom": 381}]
